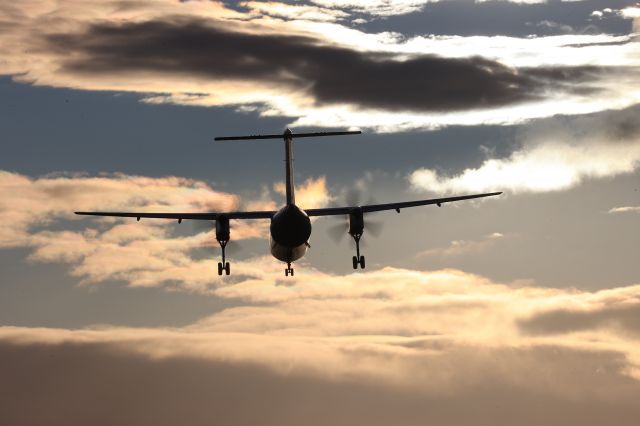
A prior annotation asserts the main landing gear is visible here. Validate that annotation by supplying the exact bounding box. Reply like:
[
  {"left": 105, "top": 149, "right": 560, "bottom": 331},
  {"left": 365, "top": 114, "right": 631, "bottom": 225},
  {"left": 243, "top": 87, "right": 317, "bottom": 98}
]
[
  {"left": 351, "top": 233, "right": 365, "bottom": 269},
  {"left": 217, "top": 241, "right": 230, "bottom": 276},
  {"left": 216, "top": 215, "right": 231, "bottom": 276},
  {"left": 348, "top": 208, "right": 366, "bottom": 269},
  {"left": 285, "top": 262, "right": 294, "bottom": 276}
]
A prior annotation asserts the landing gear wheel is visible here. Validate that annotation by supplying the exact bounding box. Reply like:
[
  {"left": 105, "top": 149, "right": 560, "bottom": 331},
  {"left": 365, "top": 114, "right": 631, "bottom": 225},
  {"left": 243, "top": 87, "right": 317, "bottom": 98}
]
[
  {"left": 217, "top": 262, "right": 223, "bottom": 276},
  {"left": 352, "top": 256, "right": 358, "bottom": 270},
  {"left": 285, "top": 263, "right": 294, "bottom": 276},
  {"left": 224, "top": 262, "right": 230, "bottom": 275},
  {"left": 359, "top": 256, "right": 365, "bottom": 269}
]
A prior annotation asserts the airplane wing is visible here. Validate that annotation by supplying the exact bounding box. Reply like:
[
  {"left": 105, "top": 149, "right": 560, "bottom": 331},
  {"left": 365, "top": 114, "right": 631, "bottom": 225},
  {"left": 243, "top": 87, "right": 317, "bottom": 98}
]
[
  {"left": 75, "top": 192, "right": 501, "bottom": 221},
  {"left": 305, "top": 192, "right": 502, "bottom": 216},
  {"left": 74, "top": 210, "right": 275, "bottom": 220}
]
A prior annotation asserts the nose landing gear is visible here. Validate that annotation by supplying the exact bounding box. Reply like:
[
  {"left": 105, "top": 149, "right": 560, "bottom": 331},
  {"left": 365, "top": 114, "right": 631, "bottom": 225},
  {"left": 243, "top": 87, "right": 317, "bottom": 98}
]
[{"left": 285, "top": 262, "right": 294, "bottom": 276}]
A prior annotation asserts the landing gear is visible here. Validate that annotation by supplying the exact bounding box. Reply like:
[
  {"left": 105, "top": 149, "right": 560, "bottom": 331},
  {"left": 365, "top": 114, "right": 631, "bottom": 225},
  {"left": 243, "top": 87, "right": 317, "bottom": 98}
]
[
  {"left": 352, "top": 255, "right": 365, "bottom": 269},
  {"left": 285, "top": 262, "right": 294, "bottom": 276},
  {"left": 216, "top": 215, "right": 231, "bottom": 276},
  {"left": 351, "top": 233, "right": 366, "bottom": 269},
  {"left": 217, "top": 261, "right": 230, "bottom": 276},
  {"left": 217, "top": 241, "right": 231, "bottom": 276},
  {"left": 347, "top": 208, "right": 366, "bottom": 270}
]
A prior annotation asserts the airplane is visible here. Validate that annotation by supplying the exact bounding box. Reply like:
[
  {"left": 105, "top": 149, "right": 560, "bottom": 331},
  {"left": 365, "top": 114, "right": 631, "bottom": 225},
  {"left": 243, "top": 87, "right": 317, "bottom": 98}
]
[{"left": 76, "top": 129, "right": 501, "bottom": 276}]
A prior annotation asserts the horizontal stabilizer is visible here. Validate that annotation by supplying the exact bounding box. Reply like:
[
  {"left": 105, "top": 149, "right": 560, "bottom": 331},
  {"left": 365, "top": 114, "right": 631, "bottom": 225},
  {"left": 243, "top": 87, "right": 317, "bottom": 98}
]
[{"left": 215, "top": 130, "right": 361, "bottom": 141}]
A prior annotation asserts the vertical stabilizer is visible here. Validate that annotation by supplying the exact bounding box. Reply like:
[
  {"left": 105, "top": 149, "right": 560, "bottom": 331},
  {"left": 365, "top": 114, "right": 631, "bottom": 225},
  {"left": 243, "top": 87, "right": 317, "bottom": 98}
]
[
  {"left": 215, "top": 129, "right": 361, "bottom": 207},
  {"left": 283, "top": 128, "right": 295, "bottom": 205}
]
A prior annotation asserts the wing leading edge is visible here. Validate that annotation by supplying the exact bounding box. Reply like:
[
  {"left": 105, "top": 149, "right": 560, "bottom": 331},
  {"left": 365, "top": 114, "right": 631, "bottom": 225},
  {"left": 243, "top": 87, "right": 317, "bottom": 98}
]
[
  {"left": 305, "top": 192, "right": 502, "bottom": 216},
  {"left": 74, "top": 211, "right": 275, "bottom": 220},
  {"left": 75, "top": 192, "right": 501, "bottom": 221}
]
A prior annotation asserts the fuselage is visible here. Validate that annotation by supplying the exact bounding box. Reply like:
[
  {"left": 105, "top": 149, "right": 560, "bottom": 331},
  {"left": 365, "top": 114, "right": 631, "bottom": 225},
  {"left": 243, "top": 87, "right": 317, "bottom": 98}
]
[{"left": 269, "top": 204, "right": 311, "bottom": 262}]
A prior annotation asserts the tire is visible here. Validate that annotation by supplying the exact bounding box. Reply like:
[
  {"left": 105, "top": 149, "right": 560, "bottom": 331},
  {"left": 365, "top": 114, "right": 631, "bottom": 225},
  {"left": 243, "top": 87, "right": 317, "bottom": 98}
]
[
  {"left": 291, "top": 269, "right": 294, "bottom": 276},
  {"left": 225, "top": 262, "right": 230, "bottom": 275},
  {"left": 352, "top": 256, "right": 358, "bottom": 270},
  {"left": 285, "top": 269, "right": 289, "bottom": 277},
  {"left": 359, "top": 256, "right": 365, "bottom": 269},
  {"left": 217, "top": 262, "right": 223, "bottom": 276}
]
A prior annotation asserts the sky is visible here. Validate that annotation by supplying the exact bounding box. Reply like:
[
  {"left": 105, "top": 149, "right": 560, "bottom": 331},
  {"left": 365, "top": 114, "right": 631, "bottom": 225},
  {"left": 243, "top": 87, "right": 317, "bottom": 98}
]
[{"left": 1, "top": 0, "right": 640, "bottom": 424}]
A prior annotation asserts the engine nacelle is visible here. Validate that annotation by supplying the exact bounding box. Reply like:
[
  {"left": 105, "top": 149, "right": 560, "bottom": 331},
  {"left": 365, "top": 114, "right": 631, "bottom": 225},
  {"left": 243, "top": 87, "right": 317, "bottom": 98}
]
[
  {"left": 348, "top": 208, "right": 364, "bottom": 236},
  {"left": 216, "top": 215, "right": 230, "bottom": 243}
]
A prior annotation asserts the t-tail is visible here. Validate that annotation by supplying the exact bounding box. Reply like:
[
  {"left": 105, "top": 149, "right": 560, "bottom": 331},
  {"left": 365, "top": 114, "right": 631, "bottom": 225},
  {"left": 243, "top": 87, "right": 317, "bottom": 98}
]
[{"left": 215, "top": 128, "right": 361, "bottom": 206}]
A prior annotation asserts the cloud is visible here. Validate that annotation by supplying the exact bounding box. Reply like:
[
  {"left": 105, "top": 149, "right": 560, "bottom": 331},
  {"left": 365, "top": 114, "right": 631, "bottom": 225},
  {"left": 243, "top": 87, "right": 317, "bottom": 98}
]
[
  {"left": 273, "top": 176, "right": 334, "bottom": 208},
  {"left": 3, "top": 330, "right": 640, "bottom": 426},
  {"left": 410, "top": 105, "right": 640, "bottom": 194},
  {"left": 1, "top": 1, "right": 639, "bottom": 130},
  {"left": 0, "top": 171, "right": 238, "bottom": 248},
  {"left": 520, "top": 303, "right": 640, "bottom": 337},
  {"left": 3, "top": 266, "right": 640, "bottom": 424},
  {"left": 0, "top": 171, "right": 337, "bottom": 289},
  {"left": 415, "top": 232, "right": 506, "bottom": 258},
  {"left": 43, "top": 18, "right": 610, "bottom": 114},
  {"left": 518, "top": 285, "right": 640, "bottom": 337},
  {"left": 620, "top": 5, "right": 640, "bottom": 31},
  {"left": 309, "top": 0, "right": 431, "bottom": 17},
  {"left": 609, "top": 206, "right": 640, "bottom": 213},
  {"left": 242, "top": 1, "right": 350, "bottom": 21}
]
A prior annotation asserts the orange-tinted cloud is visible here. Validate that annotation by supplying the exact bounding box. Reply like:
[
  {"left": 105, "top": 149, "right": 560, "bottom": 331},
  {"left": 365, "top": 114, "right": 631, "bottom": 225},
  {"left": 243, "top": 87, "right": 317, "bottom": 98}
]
[
  {"left": 0, "top": 171, "right": 238, "bottom": 247},
  {"left": 1, "top": 171, "right": 340, "bottom": 289},
  {"left": 2, "top": 267, "right": 640, "bottom": 424}
]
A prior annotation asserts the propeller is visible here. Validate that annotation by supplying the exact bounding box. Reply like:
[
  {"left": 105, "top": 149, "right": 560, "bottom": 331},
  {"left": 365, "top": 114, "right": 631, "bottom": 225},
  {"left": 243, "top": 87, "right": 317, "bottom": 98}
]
[{"left": 327, "top": 187, "right": 384, "bottom": 243}]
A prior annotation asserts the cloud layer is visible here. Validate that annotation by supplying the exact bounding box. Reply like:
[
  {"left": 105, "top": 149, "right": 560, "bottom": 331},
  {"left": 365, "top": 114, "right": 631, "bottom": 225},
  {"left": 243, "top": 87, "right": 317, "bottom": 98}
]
[
  {"left": 1, "top": 1, "right": 639, "bottom": 130},
  {"left": 2, "top": 265, "right": 640, "bottom": 425}
]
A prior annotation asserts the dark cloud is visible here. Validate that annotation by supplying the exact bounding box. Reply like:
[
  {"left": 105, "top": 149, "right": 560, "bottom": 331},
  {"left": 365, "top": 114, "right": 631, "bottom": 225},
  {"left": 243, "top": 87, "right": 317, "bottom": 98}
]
[
  {"left": 2, "top": 338, "right": 640, "bottom": 426},
  {"left": 44, "top": 18, "right": 609, "bottom": 112},
  {"left": 519, "top": 303, "right": 640, "bottom": 337}
]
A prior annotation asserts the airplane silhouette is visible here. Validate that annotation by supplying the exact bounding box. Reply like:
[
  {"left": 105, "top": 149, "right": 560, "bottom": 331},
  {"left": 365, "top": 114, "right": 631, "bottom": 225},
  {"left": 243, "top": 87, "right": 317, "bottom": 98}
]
[{"left": 76, "top": 129, "right": 501, "bottom": 276}]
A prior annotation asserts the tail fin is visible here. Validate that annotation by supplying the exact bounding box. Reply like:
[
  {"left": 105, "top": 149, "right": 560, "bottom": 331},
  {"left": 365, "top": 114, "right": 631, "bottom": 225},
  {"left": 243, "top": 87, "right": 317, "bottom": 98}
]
[{"left": 214, "top": 129, "right": 362, "bottom": 206}]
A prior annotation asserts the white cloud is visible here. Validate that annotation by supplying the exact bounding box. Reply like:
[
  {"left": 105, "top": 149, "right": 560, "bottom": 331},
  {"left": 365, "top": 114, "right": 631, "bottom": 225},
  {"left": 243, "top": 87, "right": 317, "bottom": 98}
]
[
  {"left": 609, "top": 206, "right": 640, "bottom": 213},
  {"left": 410, "top": 108, "right": 640, "bottom": 194},
  {"left": 620, "top": 6, "right": 640, "bottom": 19},
  {"left": 309, "top": 0, "right": 431, "bottom": 17},
  {"left": 242, "top": 1, "right": 349, "bottom": 21},
  {"left": 411, "top": 140, "right": 640, "bottom": 194}
]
